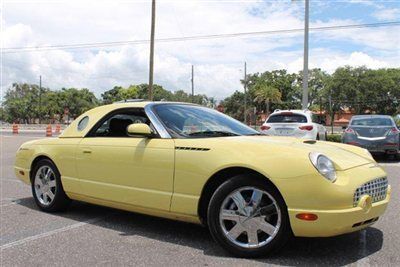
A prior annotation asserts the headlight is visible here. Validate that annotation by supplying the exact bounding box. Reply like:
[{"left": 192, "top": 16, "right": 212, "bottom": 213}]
[{"left": 309, "top": 152, "right": 337, "bottom": 182}]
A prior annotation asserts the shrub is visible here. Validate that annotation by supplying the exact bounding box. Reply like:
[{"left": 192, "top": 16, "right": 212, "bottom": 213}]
[{"left": 326, "top": 134, "right": 342, "bottom": 143}]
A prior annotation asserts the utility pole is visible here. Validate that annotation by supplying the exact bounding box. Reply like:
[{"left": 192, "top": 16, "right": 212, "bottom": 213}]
[
  {"left": 191, "top": 65, "right": 194, "bottom": 103},
  {"left": 329, "top": 94, "right": 333, "bottom": 134},
  {"left": 148, "top": 0, "right": 156, "bottom": 101},
  {"left": 302, "top": 0, "right": 309, "bottom": 109},
  {"left": 244, "top": 62, "right": 247, "bottom": 124},
  {"left": 38, "top": 75, "right": 42, "bottom": 124}
]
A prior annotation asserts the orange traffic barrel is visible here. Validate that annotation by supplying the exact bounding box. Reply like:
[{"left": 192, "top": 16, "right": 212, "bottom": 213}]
[
  {"left": 46, "top": 124, "right": 53, "bottom": 137},
  {"left": 55, "top": 124, "right": 61, "bottom": 134},
  {"left": 12, "top": 123, "right": 19, "bottom": 134}
]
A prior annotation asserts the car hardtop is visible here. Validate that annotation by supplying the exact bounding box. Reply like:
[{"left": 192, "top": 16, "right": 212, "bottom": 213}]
[{"left": 59, "top": 101, "right": 201, "bottom": 138}]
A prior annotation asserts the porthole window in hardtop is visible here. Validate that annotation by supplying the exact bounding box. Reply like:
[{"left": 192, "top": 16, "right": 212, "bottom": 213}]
[{"left": 77, "top": 116, "right": 89, "bottom": 131}]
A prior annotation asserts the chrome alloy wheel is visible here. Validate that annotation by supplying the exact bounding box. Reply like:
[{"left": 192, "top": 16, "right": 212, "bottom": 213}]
[
  {"left": 34, "top": 166, "right": 57, "bottom": 206},
  {"left": 219, "top": 186, "right": 281, "bottom": 249}
]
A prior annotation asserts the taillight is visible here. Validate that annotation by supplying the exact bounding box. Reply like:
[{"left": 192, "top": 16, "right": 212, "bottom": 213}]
[
  {"left": 260, "top": 125, "right": 271, "bottom": 131},
  {"left": 299, "top": 125, "right": 313, "bottom": 131},
  {"left": 345, "top": 128, "right": 355, "bottom": 133},
  {"left": 388, "top": 127, "right": 400, "bottom": 135}
]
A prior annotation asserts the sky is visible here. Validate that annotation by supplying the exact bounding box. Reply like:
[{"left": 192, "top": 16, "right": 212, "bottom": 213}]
[{"left": 1, "top": 0, "right": 400, "bottom": 100}]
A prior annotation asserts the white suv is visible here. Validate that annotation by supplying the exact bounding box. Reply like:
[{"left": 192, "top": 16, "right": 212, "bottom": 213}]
[{"left": 260, "top": 109, "right": 327, "bottom": 140}]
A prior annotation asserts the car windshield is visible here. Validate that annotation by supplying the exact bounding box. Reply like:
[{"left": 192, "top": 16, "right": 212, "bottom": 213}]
[
  {"left": 153, "top": 104, "right": 259, "bottom": 138},
  {"left": 267, "top": 114, "right": 307, "bottom": 123},
  {"left": 351, "top": 117, "right": 393, "bottom": 126}
]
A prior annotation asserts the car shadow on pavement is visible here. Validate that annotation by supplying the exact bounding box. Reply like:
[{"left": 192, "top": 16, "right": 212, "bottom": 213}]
[
  {"left": 373, "top": 154, "right": 400, "bottom": 164},
  {"left": 17, "top": 197, "right": 383, "bottom": 265}
]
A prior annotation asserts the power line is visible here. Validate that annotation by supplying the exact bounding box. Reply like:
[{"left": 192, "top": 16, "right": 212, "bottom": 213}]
[{"left": 2, "top": 21, "right": 399, "bottom": 54}]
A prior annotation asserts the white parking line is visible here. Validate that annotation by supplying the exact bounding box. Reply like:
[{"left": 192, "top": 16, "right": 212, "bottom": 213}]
[
  {"left": 1, "top": 179, "right": 22, "bottom": 184},
  {"left": 0, "top": 135, "right": 43, "bottom": 138},
  {"left": 0, "top": 215, "right": 108, "bottom": 250},
  {"left": 0, "top": 199, "right": 21, "bottom": 207},
  {"left": 379, "top": 163, "right": 400, "bottom": 167}
]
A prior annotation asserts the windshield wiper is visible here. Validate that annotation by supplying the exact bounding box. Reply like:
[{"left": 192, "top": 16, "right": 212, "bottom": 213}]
[{"left": 188, "top": 130, "right": 239, "bottom": 137}]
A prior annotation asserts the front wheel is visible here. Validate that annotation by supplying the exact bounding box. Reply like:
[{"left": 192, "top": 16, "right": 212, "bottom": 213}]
[
  {"left": 31, "top": 159, "right": 71, "bottom": 212},
  {"left": 207, "top": 175, "right": 291, "bottom": 258}
]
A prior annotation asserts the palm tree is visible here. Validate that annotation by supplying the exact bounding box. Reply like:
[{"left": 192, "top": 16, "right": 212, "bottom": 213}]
[{"left": 253, "top": 80, "right": 281, "bottom": 115}]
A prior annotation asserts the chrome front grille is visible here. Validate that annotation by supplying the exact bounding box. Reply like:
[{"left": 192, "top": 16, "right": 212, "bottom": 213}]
[{"left": 353, "top": 177, "right": 388, "bottom": 207}]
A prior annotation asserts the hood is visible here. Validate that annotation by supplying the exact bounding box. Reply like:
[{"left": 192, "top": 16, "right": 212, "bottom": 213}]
[{"left": 222, "top": 136, "right": 373, "bottom": 171}]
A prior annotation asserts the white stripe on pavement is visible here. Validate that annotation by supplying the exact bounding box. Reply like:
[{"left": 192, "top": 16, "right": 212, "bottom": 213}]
[
  {"left": 0, "top": 215, "right": 107, "bottom": 250},
  {"left": 0, "top": 199, "right": 21, "bottom": 207},
  {"left": 1, "top": 178, "right": 22, "bottom": 183}
]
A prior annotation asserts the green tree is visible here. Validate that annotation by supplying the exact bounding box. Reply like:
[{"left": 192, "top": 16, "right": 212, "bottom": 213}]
[
  {"left": 253, "top": 80, "right": 281, "bottom": 115},
  {"left": 295, "top": 68, "right": 330, "bottom": 108},
  {"left": 244, "top": 70, "right": 298, "bottom": 111},
  {"left": 59, "top": 88, "right": 99, "bottom": 119},
  {"left": 0, "top": 106, "right": 8, "bottom": 122},
  {"left": 220, "top": 91, "right": 246, "bottom": 121},
  {"left": 101, "top": 85, "right": 139, "bottom": 104},
  {"left": 3, "top": 83, "right": 42, "bottom": 123}
]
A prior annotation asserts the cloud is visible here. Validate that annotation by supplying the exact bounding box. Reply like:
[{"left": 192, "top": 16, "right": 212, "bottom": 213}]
[{"left": 373, "top": 8, "right": 400, "bottom": 20}]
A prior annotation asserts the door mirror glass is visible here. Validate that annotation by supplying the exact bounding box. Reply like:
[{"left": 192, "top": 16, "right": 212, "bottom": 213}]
[{"left": 127, "top": 123, "right": 153, "bottom": 137}]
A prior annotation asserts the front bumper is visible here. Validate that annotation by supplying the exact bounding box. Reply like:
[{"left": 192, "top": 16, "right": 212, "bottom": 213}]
[
  {"left": 289, "top": 190, "right": 390, "bottom": 237},
  {"left": 275, "top": 161, "right": 391, "bottom": 237},
  {"left": 14, "top": 166, "right": 31, "bottom": 185}
]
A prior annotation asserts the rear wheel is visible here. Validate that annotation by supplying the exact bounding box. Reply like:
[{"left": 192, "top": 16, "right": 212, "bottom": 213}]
[
  {"left": 207, "top": 175, "right": 291, "bottom": 257},
  {"left": 31, "top": 159, "right": 71, "bottom": 212}
]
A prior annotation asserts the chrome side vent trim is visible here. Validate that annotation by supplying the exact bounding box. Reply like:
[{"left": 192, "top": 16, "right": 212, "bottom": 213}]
[{"left": 175, "top": 147, "right": 210, "bottom": 151}]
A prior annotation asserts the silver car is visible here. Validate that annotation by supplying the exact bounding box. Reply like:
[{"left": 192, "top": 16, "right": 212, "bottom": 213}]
[{"left": 342, "top": 115, "right": 400, "bottom": 158}]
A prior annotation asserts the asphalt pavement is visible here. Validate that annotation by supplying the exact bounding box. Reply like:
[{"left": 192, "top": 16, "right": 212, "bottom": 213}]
[{"left": 1, "top": 134, "right": 399, "bottom": 266}]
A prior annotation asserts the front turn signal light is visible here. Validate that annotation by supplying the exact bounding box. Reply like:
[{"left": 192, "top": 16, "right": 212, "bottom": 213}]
[{"left": 296, "top": 213, "right": 318, "bottom": 221}]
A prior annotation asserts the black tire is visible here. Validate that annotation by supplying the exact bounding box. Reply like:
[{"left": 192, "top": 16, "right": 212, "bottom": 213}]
[
  {"left": 31, "top": 159, "right": 71, "bottom": 212},
  {"left": 207, "top": 174, "right": 291, "bottom": 258}
]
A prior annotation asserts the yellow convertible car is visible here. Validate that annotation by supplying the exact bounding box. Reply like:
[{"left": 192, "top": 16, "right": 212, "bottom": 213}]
[{"left": 15, "top": 101, "right": 390, "bottom": 257}]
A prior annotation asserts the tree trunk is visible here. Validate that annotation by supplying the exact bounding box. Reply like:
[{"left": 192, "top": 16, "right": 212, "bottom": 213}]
[{"left": 265, "top": 100, "right": 270, "bottom": 116}]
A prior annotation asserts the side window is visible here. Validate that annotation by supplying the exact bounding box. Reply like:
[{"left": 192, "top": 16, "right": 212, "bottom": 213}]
[
  {"left": 92, "top": 109, "right": 151, "bottom": 137},
  {"left": 77, "top": 116, "right": 89, "bottom": 131}
]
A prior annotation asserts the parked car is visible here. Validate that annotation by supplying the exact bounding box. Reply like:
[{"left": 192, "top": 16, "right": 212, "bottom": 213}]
[
  {"left": 342, "top": 115, "right": 400, "bottom": 158},
  {"left": 15, "top": 102, "right": 390, "bottom": 257},
  {"left": 260, "top": 109, "right": 327, "bottom": 140}
]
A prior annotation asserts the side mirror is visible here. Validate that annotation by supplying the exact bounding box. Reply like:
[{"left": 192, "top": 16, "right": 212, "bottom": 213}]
[
  {"left": 127, "top": 123, "right": 153, "bottom": 137},
  {"left": 342, "top": 126, "right": 347, "bottom": 130}
]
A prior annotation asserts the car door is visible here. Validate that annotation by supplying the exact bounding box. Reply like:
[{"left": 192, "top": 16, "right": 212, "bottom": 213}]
[{"left": 75, "top": 108, "right": 175, "bottom": 211}]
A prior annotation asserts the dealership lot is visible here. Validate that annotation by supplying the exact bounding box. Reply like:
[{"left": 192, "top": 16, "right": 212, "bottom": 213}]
[{"left": 1, "top": 134, "right": 399, "bottom": 266}]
